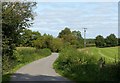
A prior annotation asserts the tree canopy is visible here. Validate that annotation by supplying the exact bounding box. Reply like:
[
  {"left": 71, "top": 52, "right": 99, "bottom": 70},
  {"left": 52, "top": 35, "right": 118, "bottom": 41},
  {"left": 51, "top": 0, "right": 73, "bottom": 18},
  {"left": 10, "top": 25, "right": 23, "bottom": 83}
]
[
  {"left": 95, "top": 35, "right": 105, "bottom": 47},
  {"left": 105, "top": 34, "right": 118, "bottom": 47},
  {"left": 2, "top": 2, "right": 36, "bottom": 74},
  {"left": 95, "top": 34, "right": 118, "bottom": 47}
]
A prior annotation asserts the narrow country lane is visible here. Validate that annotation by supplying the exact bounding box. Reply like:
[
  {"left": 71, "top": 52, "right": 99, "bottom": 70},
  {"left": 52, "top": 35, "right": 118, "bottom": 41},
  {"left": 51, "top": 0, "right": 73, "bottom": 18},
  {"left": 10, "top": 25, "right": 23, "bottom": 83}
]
[{"left": 11, "top": 53, "right": 73, "bottom": 82}]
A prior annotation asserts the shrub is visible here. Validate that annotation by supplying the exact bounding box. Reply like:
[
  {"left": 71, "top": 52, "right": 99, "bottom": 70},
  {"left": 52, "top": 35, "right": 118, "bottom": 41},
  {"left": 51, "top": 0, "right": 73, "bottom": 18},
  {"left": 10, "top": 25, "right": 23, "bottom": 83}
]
[
  {"left": 3, "top": 47, "right": 51, "bottom": 75},
  {"left": 54, "top": 47, "right": 118, "bottom": 81}
]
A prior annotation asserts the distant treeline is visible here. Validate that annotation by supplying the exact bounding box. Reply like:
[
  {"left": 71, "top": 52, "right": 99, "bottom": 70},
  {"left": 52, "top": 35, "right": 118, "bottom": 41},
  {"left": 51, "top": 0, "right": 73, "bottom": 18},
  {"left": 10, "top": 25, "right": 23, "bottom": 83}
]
[
  {"left": 86, "top": 34, "right": 119, "bottom": 48},
  {"left": 86, "top": 39, "right": 95, "bottom": 47},
  {"left": 18, "top": 27, "right": 84, "bottom": 52},
  {"left": 95, "top": 34, "right": 118, "bottom": 47}
]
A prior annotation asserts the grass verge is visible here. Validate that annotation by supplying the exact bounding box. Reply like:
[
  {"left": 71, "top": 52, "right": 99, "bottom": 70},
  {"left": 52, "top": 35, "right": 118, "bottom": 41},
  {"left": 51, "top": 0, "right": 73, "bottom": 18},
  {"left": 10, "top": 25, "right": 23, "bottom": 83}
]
[{"left": 2, "top": 47, "right": 51, "bottom": 83}]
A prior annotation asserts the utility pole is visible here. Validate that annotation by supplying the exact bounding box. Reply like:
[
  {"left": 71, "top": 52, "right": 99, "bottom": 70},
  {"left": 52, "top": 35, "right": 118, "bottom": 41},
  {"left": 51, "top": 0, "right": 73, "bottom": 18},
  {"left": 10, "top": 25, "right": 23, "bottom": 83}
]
[{"left": 83, "top": 28, "right": 87, "bottom": 48}]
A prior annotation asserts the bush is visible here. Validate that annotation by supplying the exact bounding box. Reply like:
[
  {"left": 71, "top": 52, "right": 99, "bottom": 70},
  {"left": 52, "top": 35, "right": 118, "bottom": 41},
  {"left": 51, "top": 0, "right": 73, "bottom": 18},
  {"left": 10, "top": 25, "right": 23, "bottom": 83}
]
[
  {"left": 2, "top": 47, "right": 51, "bottom": 76},
  {"left": 50, "top": 38, "right": 63, "bottom": 52},
  {"left": 15, "top": 47, "right": 51, "bottom": 64},
  {"left": 54, "top": 47, "right": 118, "bottom": 81}
]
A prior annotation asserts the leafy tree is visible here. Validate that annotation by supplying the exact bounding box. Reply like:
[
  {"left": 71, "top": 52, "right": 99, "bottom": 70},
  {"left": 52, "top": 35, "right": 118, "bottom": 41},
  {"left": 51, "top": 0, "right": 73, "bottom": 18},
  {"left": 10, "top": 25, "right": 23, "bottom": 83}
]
[
  {"left": 32, "top": 31, "right": 41, "bottom": 40},
  {"left": 20, "top": 29, "right": 33, "bottom": 46},
  {"left": 33, "top": 36, "right": 44, "bottom": 49},
  {"left": 58, "top": 27, "right": 75, "bottom": 44},
  {"left": 58, "top": 28, "right": 84, "bottom": 48},
  {"left": 20, "top": 29, "right": 41, "bottom": 47},
  {"left": 58, "top": 27, "right": 71, "bottom": 38},
  {"left": 50, "top": 38, "right": 63, "bottom": 52},
  {"left": 95, "top": 35, "right": 105, "bottom": 47},
  {"left": 42, "top": 34, "right": 53, "bottom": 48},
  {"left": 33, "top": 34, "right": 53, "bottom": 49},
  {"left": 72, "top": 31, "right": 84, "bottom": 48},
  {"left": 105, "top": 34, "right": 118, "bottom": 47},
  {"left": 86, "top": 39, "right": 95, "bottom": 47},
  {"left": 2, "top": 2, "right": 36, "bottom": 74},
  {"left": 72, "top": 31, "right": 83, "bottom": 40}
]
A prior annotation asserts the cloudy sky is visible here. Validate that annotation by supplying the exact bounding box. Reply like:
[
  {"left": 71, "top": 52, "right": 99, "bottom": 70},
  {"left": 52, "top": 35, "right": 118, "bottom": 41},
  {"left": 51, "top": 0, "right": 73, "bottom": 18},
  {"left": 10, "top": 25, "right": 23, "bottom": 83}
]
[{"left": 30, "top": 2, "right": 118, "bottom": 38}]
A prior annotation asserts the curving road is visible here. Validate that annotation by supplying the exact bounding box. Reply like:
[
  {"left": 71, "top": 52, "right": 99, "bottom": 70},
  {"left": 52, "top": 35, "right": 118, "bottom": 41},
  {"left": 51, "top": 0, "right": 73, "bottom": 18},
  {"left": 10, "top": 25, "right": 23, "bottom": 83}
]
[{"left": 10, "top": 53, "right": 73, "bottom": 82}]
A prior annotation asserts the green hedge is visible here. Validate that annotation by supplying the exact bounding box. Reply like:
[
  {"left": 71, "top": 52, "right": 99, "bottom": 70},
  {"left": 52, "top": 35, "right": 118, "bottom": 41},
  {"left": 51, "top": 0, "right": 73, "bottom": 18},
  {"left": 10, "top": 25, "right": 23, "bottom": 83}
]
[
  {"left": 53, "top": 47, "right": 118, "bottom": 82},
  {"left": 2, "top": 47, "right": 51, "bottom": 82}
]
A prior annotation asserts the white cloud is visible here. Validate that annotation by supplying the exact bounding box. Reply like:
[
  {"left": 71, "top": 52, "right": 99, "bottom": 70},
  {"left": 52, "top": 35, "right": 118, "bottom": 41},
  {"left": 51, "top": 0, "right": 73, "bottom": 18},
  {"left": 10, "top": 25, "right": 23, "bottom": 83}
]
[{"left": 30, "top": 2, "right": 118, "bottom": 38}]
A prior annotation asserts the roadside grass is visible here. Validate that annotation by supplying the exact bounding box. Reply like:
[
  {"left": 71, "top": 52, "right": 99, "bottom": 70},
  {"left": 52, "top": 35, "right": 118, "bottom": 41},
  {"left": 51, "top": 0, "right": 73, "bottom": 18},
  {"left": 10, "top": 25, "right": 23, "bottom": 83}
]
[
  {"left": 53, "top": 47, "right": 118, "bottom": 82},
  {"left": 2, "top": 47, "right": 51, "bottom": 82}
]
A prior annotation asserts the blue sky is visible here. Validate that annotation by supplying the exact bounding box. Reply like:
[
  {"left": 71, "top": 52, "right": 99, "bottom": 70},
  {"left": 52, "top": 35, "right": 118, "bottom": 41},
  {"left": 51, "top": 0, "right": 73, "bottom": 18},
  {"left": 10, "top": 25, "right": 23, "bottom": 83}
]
[{"left": 30, "top": 2, "right": 118, "bottom": 38}]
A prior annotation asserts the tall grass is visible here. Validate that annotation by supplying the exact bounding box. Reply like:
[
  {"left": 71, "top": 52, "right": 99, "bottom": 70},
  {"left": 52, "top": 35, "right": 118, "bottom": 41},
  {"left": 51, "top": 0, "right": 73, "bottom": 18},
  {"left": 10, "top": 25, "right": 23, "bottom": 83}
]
[
  {"left": 53, "top": 47, "right": 118, "bottom": 82},
  {"left": 14, "top": 47, "right": 51, "bottom": 64},
  {"left": 3, "top": 47, "right": 51, "bottom": 82}
]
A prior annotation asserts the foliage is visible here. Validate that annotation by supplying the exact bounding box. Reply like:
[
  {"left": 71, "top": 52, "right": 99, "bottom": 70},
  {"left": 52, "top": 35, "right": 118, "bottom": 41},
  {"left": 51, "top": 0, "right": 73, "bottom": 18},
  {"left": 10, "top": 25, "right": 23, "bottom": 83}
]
[
  {"left": 19, "top": 29, "right": 41, "bottom": 47},
  {"left": 86, "top": 39, "right": 95, "bottom": 47},
  {"left": 32, "top": 28, "right": 83, "bottom": 52},
  {"left": 58, "top": 27, "right": 84, "bottom": 48},
  {"left": 33, "top": 34, "right": 53, "bottom": 49},
  {"left": 58, "top": 27, "right": 71, "bottom": 38},
  {"left": 15, "top": 47, "right": 51, "bottom": 63},
  {"left": 95, "top": 34, "right": 118, "bottom": 48},
  {"left": 105, "top": 34, "right": 118, "bottom": 47},
  {"left": 72, "top": 31, "right": 83, "bottom": 40},
  {"left": 42, "top": 34, "right": 53, "bottom": 48},
  {"left": 33, "top": 36, "right": 44, "bottom": 49},
  {"left": 72, "top": 30, "right": 84, "bottom": 48},
  {"left": 54, "top": 47, "right": 118, "bottom": 81},
  {"left": 95, "top": 35, "right": 105, "bottom": 47},
  {"left": 2, "top": 47, "right": 51, "bottom": 81},
  {"left": 2, "top": 2, "right": 36, "bottom": 75},
  {"left": 50, "top": 38, "right": 63, "bottom": 52}
]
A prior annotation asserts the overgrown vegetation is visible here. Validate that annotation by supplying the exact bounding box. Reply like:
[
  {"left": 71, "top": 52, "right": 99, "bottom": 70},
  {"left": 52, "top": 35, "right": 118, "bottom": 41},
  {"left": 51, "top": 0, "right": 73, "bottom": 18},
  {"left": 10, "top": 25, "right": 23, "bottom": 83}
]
[
  {"left": 95, "top": 34, "right": 118, "bottom": 47},
  {"left": 2, "top": 2, "right": 37, "bottom": 78},
  {"left": 2, "top": 2, "right": 84, "bottom": 82},
  {"left": 2, "top": 2, "right": 119, "bottom": 82},
  {"left": 19, "top": 27, "right": 84, "bottom": 52},
  {"left": 53, "top": 47, "right": 119, "bottom": 82},
  {"left": 2, "top": 47, "right": 51, "bottom": 82}
]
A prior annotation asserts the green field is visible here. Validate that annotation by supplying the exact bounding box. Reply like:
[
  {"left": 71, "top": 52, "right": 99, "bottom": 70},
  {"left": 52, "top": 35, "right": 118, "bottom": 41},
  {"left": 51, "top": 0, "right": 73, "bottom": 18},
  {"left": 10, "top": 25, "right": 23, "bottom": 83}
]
[{"left": 78, "top": 47, "right": 118, "bottom": 64}]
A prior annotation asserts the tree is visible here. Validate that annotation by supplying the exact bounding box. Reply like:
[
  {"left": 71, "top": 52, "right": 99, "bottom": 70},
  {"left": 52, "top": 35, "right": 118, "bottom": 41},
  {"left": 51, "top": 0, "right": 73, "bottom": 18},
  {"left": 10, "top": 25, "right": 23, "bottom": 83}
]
[
  {"left": 58, "top": 27, "right": 71, "bottom": 38},
  {"left": 105, "top": 34, "right": 118, "bottom": 47},
  {"left": 86, "top": 39, "right": 95, "bottom": 47},
  {"left": 50, "top": 38, "right": 63, "bottom": 52},
  {"left": 33, "top": 36, "right": 44, "bottom": 49},
  {"left": 42, "top": 34, "right": 53, "bottom": 48},
  {"left": 2, "top": 2, "right": 36, "bottom": 74},
  {"left": 32, "top": 31, "right": 41, "bottom": 40},
  {"left": 72, "top": 31, "right": 83, "bottom": 40},
  {"left": 58, "top": 28, "right": 84, "bottom": 48},
  {"left": 20, "top": 29, "right": 41, "bottom": 47},
  {"left": 72, "top": 31, "right": 84, "bottom": 48},
  {"left": 33, "top": 34, "right": 53, "bottom": 49},
  {"left": 58, "top": 27, "right": 75, "bottom": 44},
  {"left": 95, "top": 35, "right": 105, "bottom": 47}
]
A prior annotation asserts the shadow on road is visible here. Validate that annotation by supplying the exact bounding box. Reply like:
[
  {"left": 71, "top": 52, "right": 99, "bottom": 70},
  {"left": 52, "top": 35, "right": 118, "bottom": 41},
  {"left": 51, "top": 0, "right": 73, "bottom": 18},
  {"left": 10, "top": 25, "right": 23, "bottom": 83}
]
[{"left": 5, "top": 73, "right": 74, "bottom": 83}]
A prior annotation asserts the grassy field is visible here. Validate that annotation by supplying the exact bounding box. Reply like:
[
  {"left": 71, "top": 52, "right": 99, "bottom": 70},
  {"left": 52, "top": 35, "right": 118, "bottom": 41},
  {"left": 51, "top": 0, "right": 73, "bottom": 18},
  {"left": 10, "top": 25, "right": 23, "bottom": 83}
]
[
  {"left": 2, "top": 47, "right": 51, "bottom": 82},
  {"left": 78, "top": 47, "right": 118, "bottom": 63},
  {"left": 54, "top": 47, "right": 119, "bottom": 82}
]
